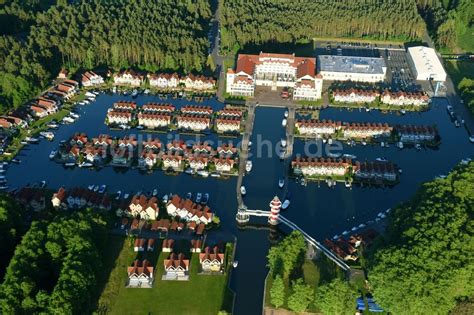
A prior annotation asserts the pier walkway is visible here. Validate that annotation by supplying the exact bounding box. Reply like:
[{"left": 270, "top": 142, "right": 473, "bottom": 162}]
[
  {"left": 237, "top": 209, "right": 351, "bottom": 271},
  {"left": 236, "top": 102, "right": 256, "bottom": 207},
  {"left": 282, "top": 107, "right": 296, "bottom": 197}
]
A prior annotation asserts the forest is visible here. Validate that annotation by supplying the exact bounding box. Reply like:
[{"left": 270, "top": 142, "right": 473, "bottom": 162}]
[
  {"left": 0, "top": 0, "right": 212, "bottom": 112},
  {"left": 367, "top": 162, "right": 474, "bottom": 314},
  {"left": 416, "top": 0, "right": 473, "bottom": 52},
  {"left": 0, "top": 210, "right": 108, "bottom": 314},
  {"left": 219, "top": 0, "right": 426, "bottom": 53}
]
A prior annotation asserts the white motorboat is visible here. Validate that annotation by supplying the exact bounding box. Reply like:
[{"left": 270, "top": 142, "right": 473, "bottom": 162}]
[
  {"left": 79, "top": 162, "right": 93, "bottom": 168},
  {"left": 284, "top": 110, "right": 289, "bottom": 118},
  {"left": 85, "top": 92, "right": 96, "bottom": 98},
  {"left": 144, "top": 89, "right": 150, "bottom": 94},
  {"left": 136, "top": 125, "right": 144, "bottom": 130},
  {"left": 131, "top": 89, "right": 138, "bottom": 97},
  {"left": 248, "top": 141, "right": 253, "bottom": 147},
  {"left": 93, "top": 185, "right": 99, "bottom": 192},
  {"left": 345, "top": 180, "right": 352, "bottom": 188},
  {"left": 351, "top": 226, "right": 358, "bottom": 231},
  {"left": 342, "top": 230, "right": 349, "bottom": 235},
  {"left": 233, "top": 261, "right": 238, "bottom": 268},
  {"left": 49, "top": 150, "right": 57, "bottom": 159},
  {"left": 62, "top": 116, "right": 74, "bottom": 123},
  {"left": 39, "top": 180, "right": 47, "bottom": 188},
  {"left": 40, "top": 131, "right": 54, "bottom": 140},
  {"left": 358, "top": 223, "right": 366, "bottom": 228},
  {"left": 240, "top": 186, "right": 246, "bottom": 195},
  {"left": 123, "top": 193, "right": 130, "bottom": 199},
  {"left": 380, "top": 141, "right": 385, "bottom": 147},
  {"left": 69, "top": 112, "right": 80, "bottom": 119},
  {"left": 152, "top": 189, "right": 158, "bottom": 196},
  {"left": 245, "top": 160, "right": 253, "bottom": 172},
  {"left": 87, "top": 185, "right": 94, "bottom": 190},
  {"left": 400, "top": 109, "right": 406, "bottom": 115},
  {"left": 332, "top": 235, "right": 339, "bottom": 240},
  {"left": 98, "top": 185, "right": 107, "bottom": 193},
  {"left": 397, "top": 141, "right": 404, "bottom": 149},
  {"left": 185, "top": 168, "right": 195, "bottom": 175},
  {"left": 280, "top": 139, "right": 287, "bottom": 147},
  {"left": 376, "top": 157, "right": 388, "bottom": 162},
  {"left": 327, "top": 152, "right": 342, "bottom": 158},
  {"left": 116, "top": 191, "right": 122, "bottom": 200},
  {"left": 361, "top": 141, "right": 367, "bottom": 146},
  {"left": 162, "top": 194, "right": 169, "bottom": 203},
  {"left": 195, "top": 192, "right": 202, "bottom": 203},
  {"left": 278, "top": 179, "right": 284, "bottom": 188},
  {"left": 64, "top": 162, "right": 75, "bottom": 167},
  {"left": 281, "top": 199, "right": 290, "bottom": 210},
  {"left": 342, "top": 154, "right": 356, "bottom": 159},
  {"left": 197, "top": 170, "right": 209, "bottom": 177},
  {"left": 282, "top": 119, "right": 287, "bottom": 127},
  {"left": 25, "top": 137, "right": 39, "bottom": 144},
  {"left": 327, "top": 138, "right": 333, "bottom": 145}
]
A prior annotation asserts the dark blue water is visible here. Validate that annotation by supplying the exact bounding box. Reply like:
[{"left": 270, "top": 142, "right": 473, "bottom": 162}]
[{"left": 5, "top": 94, "right": 474, "bottom": 314}]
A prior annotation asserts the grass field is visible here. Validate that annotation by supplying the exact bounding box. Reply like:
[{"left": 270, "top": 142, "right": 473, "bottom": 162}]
[
  {"left": 445, "top": 60, "right": 474, "bottom": 84},
  {"left": 96, "top": 236, "right": 233, "bottom": 315}
]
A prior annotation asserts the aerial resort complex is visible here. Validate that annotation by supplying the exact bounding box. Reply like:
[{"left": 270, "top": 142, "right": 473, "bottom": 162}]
[{"left": 0, "top": 0, "right": 473, "bottom": 314}]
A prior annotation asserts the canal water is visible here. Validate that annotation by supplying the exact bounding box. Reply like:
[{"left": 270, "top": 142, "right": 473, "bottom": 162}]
[{"left": 5, "top": 93, "right": 474, "bottom": 314}]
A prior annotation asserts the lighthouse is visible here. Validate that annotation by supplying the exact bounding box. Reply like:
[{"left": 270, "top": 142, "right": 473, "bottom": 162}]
[{"left": 268, "top": 196, "right": 282, "bottom": 225}]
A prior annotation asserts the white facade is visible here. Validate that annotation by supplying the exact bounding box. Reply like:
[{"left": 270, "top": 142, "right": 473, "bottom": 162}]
[
  {"left": 177, "top": 116, "right": 210, "bottom": 131},
  {"left": 107, "top": 111, "right": 132, "bottom": 124},
  {"left": 407, "top": 46, "right": 447, "bottom": 82},
  {"left": 138, "top": 113, "right": 170, "bottom": 129},
  {"left": 82, "top": 71, "right": 104, "bottom": 87},
  {"left": 293, "top": 78, "right": 323, "bottom": 101},
  {"left": 114, "top": 72, "right": 143, "bottom": 86},
  {"left": 226, "top": 53, "right": 322, "bottom": 100},
  {"left": 318, "top": 55, "right": 387, "bottom": 83}
]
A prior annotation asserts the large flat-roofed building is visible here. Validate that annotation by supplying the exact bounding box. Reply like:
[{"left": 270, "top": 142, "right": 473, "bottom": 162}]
[
  {"left": 318, "top": 55, "right": 387, "bottom": 83},
  {"left": 226, "top": 52, "right": 323, "bottom": 100},
  {"left": 407, "top": 46, "right": 446, "bottom": 82}
]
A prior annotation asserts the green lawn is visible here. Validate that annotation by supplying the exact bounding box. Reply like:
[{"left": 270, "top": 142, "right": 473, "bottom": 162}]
[
  {"left": 445, "top": 60, "right": 474, "bottom": 85},
  {"left": 96, "top": 236, "right": 233, "bottom": 315}
]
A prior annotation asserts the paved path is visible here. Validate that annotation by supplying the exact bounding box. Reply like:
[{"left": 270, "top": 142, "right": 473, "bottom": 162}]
[
  {"left": 282, "top": 107, "right": 296, "bottom": 197},
  {"left": 236, "top": 102, "right": 256, "bottom": 207}
]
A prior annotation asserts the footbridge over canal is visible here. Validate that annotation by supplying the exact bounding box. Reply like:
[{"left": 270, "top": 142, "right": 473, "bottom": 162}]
[{"left": 236, "top": 207, "right": 351, "bottom": 271}]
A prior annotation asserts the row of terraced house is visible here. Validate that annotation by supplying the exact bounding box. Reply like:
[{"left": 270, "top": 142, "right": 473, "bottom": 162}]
[
  {"left": 292, "top": 157, "right": 398, "bottom": 181},
  {"left": 60, "top": 133, "right": 239, "bottom": 172},
  {"left": 295, "top": 119, "right": 437, "bottom": 142},
  {"left": 107, "top": 102, "right": 243, "bottom": 133},
  {"left": 29, "top": 79, "right": 79, "bottom": 119},
  {"left": 112, "top": 70, "right": 216, "bottom": 91},
  {"left": 331, "top": 88, "right": 430, "bottom": 106}
]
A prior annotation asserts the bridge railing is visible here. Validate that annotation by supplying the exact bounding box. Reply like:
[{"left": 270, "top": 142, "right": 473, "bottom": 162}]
[{"left": 241, "top": 209, "right": 351, "bottom": 271}]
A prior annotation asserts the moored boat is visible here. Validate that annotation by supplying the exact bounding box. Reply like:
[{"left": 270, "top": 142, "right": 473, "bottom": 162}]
[
  {"left": 197, "top": 170, "right": 209, "bottom": 177},
  {"left": 282, "top": 118, "right": 287, "bottom": 127},
  {"left": 278, "top": 178, "right": 284, "bottom": 188},
  {"left": 98, "top": 185, "right": 107, "bottom": 193},
  {"left": 281, "top": 199, "right": 290, "bottom": 210},
  {"left": 49, "top": 150, "right": 57, "bottom": 159},
  {"left": 240, "top": 186, "right": 246, "bottom": 195},
  {"left": 202, "top": 193, "right": 209, "bottom": 204},
  {"left": 281, "top": 139, "right": 287, "bottom": 147},
  {"left": 195, "top": 192, "right": 202, "bottom": 203},
  {"left": 245, "top": 160, "right": 252, "bottom": 172},
  {"left": 342, "top": 154, "right": 356, "bottom": 159},
  {"left": 116, "top": 191, "right": 122, "bottom": 200},
  {"left": 152, "top": 188, "right": 158, "bottom": 196}
]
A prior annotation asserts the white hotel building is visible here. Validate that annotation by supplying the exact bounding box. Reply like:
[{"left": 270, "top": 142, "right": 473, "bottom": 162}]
[
  {"left": 226, "top": 52, "right": 323, "bottom": 100},
  {"left": 318, "top": 55, "right": 387, "bottom": 83}
]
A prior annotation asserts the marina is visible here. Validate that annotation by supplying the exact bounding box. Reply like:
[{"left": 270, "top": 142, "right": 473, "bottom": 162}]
[{"left": 2, "top": 93, "right": 474, "bottom": 313}]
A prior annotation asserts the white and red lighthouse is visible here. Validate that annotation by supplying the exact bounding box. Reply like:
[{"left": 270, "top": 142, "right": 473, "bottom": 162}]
[{"left": 268, "top": 196, "right": 282, "bottom": 225}]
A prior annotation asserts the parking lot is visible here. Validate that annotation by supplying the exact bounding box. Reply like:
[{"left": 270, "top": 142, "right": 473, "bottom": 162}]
[{"left": 314, "top": 40, "right": 422, "bottom": 92}]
